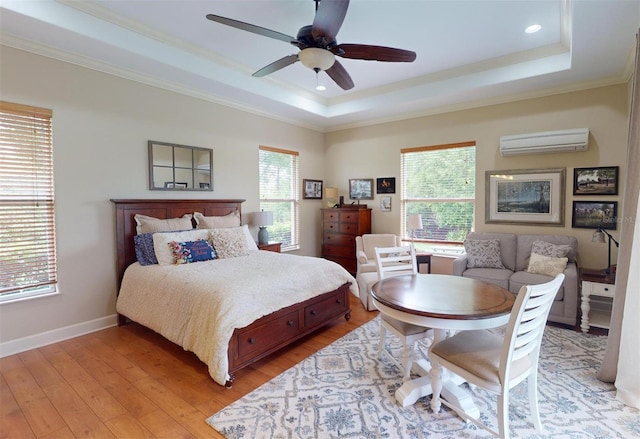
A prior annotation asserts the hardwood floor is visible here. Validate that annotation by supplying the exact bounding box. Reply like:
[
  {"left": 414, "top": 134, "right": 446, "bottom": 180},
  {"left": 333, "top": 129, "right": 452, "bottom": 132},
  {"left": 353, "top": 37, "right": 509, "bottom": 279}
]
[{"left": 1, "top": 295, "right": 377, "bottom": 439}]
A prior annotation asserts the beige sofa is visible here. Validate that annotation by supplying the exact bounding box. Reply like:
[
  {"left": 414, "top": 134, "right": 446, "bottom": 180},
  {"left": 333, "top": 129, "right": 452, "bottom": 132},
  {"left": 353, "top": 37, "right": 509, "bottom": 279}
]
[
  {"left": 452, "top": 232, "right": 579, "bottom": 326},
  {"left": 355, "top": 234, "right": 401, "bottom": 310}
]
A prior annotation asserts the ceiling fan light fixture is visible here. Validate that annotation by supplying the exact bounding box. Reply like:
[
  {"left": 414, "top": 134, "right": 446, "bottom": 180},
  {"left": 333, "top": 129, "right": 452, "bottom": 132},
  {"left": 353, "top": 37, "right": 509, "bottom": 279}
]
[
  {"left": 315, "top": 71, "right": 327, "bottom": 91},
  {"left": 299, "top": 48, "right": 335, "bottom": 71}
]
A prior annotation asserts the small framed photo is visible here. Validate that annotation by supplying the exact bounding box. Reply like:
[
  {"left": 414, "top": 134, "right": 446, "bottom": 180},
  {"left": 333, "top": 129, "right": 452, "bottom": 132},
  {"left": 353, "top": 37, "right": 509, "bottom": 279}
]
[
  {"left": 572, "top": 201, "right": 617, "bottom": 229},
  {"left": 164, "top": 182, "right": 188, "bottom": 189},
  {"left": 303, "top": 179, "right": 323, "bottom": 199},
  {"left": 573, "top": 166, "right": 619, "bottom": 195},
  {"left": 376, "top": 177, "right": 396, "bottom": 194},
  {"left": 380, "top": 196, "right": 391, "bottom": 212},
  {"left": 349, "top": 179, "right": 374, "bottom": 200}
]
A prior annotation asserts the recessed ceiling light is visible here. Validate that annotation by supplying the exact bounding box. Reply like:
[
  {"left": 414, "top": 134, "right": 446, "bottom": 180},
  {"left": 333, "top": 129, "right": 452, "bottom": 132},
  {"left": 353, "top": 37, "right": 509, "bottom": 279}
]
[{"left": 525, "top": 24, "right": 542, "bottom": 34}]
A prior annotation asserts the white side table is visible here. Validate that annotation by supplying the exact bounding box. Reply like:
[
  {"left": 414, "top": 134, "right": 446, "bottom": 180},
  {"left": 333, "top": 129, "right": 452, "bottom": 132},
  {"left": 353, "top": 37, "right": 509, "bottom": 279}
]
[{"left": 580, "top": 270, "right": 616, "bottom": 333}]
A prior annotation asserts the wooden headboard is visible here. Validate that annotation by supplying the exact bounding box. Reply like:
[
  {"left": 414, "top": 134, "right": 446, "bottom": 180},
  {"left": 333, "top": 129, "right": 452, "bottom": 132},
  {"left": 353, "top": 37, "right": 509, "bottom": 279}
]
[{"left": 111, "top": 198, "right": 245, "bottom": 287}]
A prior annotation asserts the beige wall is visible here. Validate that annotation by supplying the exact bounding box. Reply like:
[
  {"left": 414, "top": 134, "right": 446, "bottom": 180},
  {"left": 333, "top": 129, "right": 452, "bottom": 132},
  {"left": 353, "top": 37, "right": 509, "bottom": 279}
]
[
  {"left": 325, "top": 84, "right": 630, "bottom": 270},
  {"left": 0, "top": 45, "right": 631, "bottom": 351},
  {"left": 0, "top": 47, "right": 325, "bottom": 347}
]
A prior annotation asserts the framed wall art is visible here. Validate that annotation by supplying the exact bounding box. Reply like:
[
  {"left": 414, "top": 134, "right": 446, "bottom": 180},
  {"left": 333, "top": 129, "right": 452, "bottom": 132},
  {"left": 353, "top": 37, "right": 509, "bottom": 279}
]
[
  {"left": 380, "top": 196, "right": 391, "bottom": 212},
  {"left": 376, "top": 177, "right": 396, "bottom": 194},
  {"left": 573, "top": 166, "right": 619, "bottom": 195},
  {"left": 485, "top": 168, "right": 565, "bottom": 226},
  {"left": 303, "top": 179, "right": 323, "bottom": 199},
  {"left": 349, "top": 178, "right": 374, "bottom": 200},
  {"left": 572, "top": 201, "right": 617, "bottom": 229}
]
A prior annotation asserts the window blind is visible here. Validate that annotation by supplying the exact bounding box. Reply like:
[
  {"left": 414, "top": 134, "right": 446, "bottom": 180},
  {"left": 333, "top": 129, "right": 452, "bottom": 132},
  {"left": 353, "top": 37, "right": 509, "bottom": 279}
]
[
  {"left": 259, "top": 146, "right": 300, "bottom": 251},
  {"left": 0, "top": 102, "right": 56, "bottom": 300},
  {"left": 401, "top": 142, "right": 476, "bottom": 243}
]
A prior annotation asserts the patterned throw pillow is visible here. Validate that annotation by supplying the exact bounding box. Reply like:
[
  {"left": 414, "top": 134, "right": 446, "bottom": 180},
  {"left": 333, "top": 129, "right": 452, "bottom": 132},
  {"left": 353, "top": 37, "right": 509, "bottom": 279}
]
[
  {"left": 133, "top": 233, "right": 158, "bottom": 265},
  {"left": 169, "top": 240, "right": 216, "bottom": 264},
  {"left": 464, "top": 239, "right": 505, "bottom": 269},
  {"left": 531, "top": 240, "right": 572, "bottom": 259},
  {"left": 209, "top": 227, "right": 250, "bottom": 258},
  {"left": 526, "top": 252, "right": 568, "bottom": 277}
]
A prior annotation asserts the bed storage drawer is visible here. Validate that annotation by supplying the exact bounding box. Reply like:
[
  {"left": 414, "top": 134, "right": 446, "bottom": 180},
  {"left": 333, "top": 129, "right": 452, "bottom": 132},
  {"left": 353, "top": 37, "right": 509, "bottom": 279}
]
[
  {"left": 304, "top": 288, "right": 349, "bottom": 327},
  {"left": 235, "top": 310, "right": 300, "bottom": 360}
]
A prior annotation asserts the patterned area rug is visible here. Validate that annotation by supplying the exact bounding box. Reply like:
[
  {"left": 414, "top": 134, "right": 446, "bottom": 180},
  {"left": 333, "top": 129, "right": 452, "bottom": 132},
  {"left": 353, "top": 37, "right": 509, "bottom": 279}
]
[{"left": 207, "top": 317, "right": 640, "bottom": 438}]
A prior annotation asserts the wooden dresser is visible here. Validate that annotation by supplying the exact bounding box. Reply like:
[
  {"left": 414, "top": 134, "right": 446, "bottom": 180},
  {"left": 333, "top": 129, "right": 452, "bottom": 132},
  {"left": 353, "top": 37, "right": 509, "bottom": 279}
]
[{"left": 321, "top": 207, "right": 372, "bottom": 273}]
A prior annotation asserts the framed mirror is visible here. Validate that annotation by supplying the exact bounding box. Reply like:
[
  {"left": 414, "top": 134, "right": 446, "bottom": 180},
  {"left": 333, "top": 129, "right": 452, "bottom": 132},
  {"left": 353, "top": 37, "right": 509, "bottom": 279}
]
[{"left": 148, "top": 141, "right": 212, "bottom": 191}]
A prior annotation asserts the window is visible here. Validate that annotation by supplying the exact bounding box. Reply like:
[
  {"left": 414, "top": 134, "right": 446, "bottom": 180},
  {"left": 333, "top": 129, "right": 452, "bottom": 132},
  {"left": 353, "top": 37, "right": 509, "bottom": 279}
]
[
  {"left": 401, "top": 141, "right": 476, "bottom": 244},
  {"left": 259, "top": 146, "right": 299, "bottom": 251},
  {"left": 0, "top": 102, "right": 57, "bottom": 302}
]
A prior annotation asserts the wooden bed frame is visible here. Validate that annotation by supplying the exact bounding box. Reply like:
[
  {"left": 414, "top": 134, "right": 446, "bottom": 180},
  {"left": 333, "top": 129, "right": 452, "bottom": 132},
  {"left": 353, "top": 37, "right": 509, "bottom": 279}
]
[{"left": 111, "top": 199, "right": 351, "bottom": 387}]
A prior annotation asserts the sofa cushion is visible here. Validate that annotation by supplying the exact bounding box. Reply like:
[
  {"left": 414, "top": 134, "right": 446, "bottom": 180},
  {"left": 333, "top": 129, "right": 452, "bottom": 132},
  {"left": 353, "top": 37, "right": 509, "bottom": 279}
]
[
  {"left": 526, "top": 253, "right": 568, "bottom": 277},
  {"left": 510, "top": 270, "right": 565, "bottom": 301},
  {"left": 516, "top": 234, "right": 577, "bottom": 271},
  {"left": 461, "top": 268, "right": 512, "bottom": 290},
  {"left": 464, "top": 239, "right": 505, "bottom": 269},
  {"left": 464, "top": 232, "right": 517, "bottom": 271}
]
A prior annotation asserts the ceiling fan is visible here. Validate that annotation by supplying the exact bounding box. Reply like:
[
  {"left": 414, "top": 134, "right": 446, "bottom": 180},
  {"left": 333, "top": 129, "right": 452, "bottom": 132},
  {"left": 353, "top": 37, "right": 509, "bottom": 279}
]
[{"left": 206, "top": 0, "right": 416, "bottom": 90}]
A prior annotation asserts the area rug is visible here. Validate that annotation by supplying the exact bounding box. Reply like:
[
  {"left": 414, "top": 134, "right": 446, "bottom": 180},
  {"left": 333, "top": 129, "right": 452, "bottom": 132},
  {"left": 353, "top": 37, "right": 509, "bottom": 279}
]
[{"left": 207, "top": 317, "right": 640, "bottom": 438}]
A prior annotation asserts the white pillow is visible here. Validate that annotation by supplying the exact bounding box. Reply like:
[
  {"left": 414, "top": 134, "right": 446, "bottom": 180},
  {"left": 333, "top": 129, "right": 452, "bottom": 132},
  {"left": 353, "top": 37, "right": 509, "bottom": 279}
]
[
  {"left": 194, "top": 211, "right": 240, "bottom": 229},
  {"left": 209, "top": 227, "right": 250, "bottom": 258},
  {"left": 241, "top": 224, "right": 259, "bottom": 251},
  {"left": 152, "top": 229, "right": 210, "bottom": 265},
  {"left": 135, "top": 214, "right": 192, "bottom": 234},
  {"left": 526, "top": 252, "right": 568, "bottom": 277}
]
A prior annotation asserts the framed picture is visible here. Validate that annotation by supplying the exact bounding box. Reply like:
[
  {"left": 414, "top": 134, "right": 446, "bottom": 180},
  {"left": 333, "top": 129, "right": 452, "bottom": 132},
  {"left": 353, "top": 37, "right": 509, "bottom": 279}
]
[
  {"left": 376, "top": 177, "right": 396, "bottom": 194},
  {"left": 349, "top": 178, "right": 374, "bottom": 200},
  {"left": 572, "top": 201, "right": 617, "bottom": 229},
  {"left": 303, "top": 179, "right": 323, "bottom": 199},
  {"left": 485, "top": 168, "right": 565, "bottom": 226},
  {"left": 380, "top": 196, "right": 391, "bottom": 212},
  {"left": 573, "top": 166, "right": 619, "bottom": 195}
]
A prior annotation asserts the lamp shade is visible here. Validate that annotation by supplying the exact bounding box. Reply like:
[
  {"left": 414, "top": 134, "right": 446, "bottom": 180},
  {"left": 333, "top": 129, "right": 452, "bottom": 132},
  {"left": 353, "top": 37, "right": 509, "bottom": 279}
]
[
  {"left": 325, "top": 187, "right": 339, "bottom": 198},
  {"left": 299, "top": 48, "right": 336, "bottom": 71},
  {"left": 252, "top": 211, "right": 273, "bottom": 227},
  {"left": 408, "top": 214, "right": 422, "bottom": 231}
]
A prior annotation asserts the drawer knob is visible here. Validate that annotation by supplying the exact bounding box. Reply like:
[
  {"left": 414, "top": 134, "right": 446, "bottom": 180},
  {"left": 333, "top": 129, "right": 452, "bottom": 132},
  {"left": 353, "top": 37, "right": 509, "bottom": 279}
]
[
  {"left": 287, "top": 320, "right": 294, "bottom": 327},
  {"left": 604, "top": 287, "right": 609, "bottom": 291},
  {"left": 249, "top": 338, "right": 256, "bottom": 344},
  {"left": 310, "top": 310, "right": 318, "bottom": 315}
]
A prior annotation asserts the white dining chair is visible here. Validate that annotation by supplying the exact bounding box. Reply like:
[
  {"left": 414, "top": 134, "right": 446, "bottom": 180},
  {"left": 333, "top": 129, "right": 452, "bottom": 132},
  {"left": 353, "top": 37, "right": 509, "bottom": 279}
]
[
  {"left": 374, "top": 245, "right": 432, "bottom": 381},
  {"left": 428, "top": 273, "right": 565, "bottom": 439}
]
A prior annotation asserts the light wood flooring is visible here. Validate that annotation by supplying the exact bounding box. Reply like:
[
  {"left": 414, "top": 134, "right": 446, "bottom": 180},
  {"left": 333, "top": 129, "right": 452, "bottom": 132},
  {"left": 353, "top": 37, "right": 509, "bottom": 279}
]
[{"left": 1, "top": 295, "right": 377, "bottom": 439}]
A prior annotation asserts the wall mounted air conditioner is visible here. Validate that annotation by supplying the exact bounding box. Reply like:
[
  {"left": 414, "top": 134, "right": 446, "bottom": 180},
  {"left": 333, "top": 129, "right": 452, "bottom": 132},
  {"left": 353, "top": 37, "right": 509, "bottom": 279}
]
[{"left": 499, "top": 128, "right": 589, "bottom": 156}]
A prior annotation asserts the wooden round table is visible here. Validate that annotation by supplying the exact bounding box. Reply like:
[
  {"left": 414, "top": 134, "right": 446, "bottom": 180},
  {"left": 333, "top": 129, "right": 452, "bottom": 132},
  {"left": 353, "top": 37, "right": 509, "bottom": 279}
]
[{"left": 371, "top": 274, "right": 515, "bottom": 411}]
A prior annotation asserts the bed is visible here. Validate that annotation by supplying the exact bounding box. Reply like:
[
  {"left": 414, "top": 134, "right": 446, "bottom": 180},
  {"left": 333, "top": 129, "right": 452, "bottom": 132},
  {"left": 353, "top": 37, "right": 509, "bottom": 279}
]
[{"left": 112, "top": 199, "right": 356, "bottom": 387}]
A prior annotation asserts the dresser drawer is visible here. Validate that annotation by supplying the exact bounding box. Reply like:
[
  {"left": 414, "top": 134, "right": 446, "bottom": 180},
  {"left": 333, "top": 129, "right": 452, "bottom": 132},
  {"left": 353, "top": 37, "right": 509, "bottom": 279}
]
[
  {"left": 584, "top": 281, "right": 615, "bottom": 298},
  {"left": 322, "top": 243, "right": 354, "bottom": 257},
  {"left": 323, "top": 211, "right": 340, "bottom": 222},
  {"left": 236, "top": 310, "right": 300, "bottom": 359},
  {"left": 338, "top": 211, "right": 359, "bottom": 223},
  {"left": 322, "top": 233, "right": 354, "bottom": 247},
  {"left": 339, "top": 222, "right": 358, "bottom": 234},
  {"left": 304, "top": 289, "right": 349, "bottom": 327},
  {"left": 323, "top": 221, "right": 340, "bottom": 233}
]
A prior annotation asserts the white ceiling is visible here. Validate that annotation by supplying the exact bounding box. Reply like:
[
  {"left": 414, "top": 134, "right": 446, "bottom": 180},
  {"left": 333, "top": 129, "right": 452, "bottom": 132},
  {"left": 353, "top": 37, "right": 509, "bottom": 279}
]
[{"left": 1, "top": 0, "right": 638, "bottom": 131}]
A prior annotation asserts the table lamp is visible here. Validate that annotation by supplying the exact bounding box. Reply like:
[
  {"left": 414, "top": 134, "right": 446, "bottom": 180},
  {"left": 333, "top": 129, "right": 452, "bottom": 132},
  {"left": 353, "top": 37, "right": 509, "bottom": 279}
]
[
  {"left": 408, "top": 214, "right": 422, "bottom": 247},
  {"left": 253, "top": 210, "right": 274, "bottom": 245},
  {"left": 325, "top": 187, "right": 339, "bottom": 208},
  {"left": 592, "top": 226, "right": 619, "bottom": 275}
]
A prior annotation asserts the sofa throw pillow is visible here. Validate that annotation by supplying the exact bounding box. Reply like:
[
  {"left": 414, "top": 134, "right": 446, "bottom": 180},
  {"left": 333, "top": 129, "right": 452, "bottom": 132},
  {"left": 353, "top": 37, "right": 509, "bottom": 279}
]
[
  {"left": 526, "top": 252, "right": 568, "bottom": 277},
  {"left": 209, "top": 227, "right": 250, "bottom": 258},
  {"left": 531, "top": 240, "right": 572, "bottom": 259},
  {"left": 464, "top": 239, "right": 505, "bottom": 269},
  {"left": 170, "top": 239, "right": 216, "bottom": 264}
]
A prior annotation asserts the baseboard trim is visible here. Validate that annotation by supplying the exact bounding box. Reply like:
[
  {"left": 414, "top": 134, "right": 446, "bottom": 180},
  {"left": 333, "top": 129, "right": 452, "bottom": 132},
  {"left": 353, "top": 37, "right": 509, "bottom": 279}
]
[{"left": 0, "top": 314, "right": 118, "bottom": 358}]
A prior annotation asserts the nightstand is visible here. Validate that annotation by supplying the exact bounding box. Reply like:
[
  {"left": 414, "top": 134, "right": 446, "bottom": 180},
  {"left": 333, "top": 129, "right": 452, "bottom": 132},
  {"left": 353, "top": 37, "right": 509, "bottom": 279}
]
[
  {"left": 258, "top": 242, "right": 281, "bottom": 253},
  {"left": 580, "top": 269, "right": 615, "bottom": 333}
]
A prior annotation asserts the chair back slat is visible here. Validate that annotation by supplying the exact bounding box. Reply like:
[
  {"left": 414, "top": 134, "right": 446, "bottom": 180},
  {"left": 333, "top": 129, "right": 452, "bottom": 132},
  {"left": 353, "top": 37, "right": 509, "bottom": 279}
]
[
  {"left": 500, "top": 274, "right": 565, "bottom": 382},
  {"left": 375, "top": 245, "right": 417, "bottom": 280}
]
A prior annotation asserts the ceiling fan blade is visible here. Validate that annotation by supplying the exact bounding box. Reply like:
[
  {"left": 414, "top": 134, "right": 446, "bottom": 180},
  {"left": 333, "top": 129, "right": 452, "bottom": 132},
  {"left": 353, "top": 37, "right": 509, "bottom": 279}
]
[
  {"left": 312, "top": 0, "right": 350, "bottom": 44},
  {"left": 252, "top": 55, "right": 299, "bottom": 77},
  {"left": 325, "top": 60, "right": 354, "bottom": 90},
  {"left": 334, "top": 44, "right": 416, "bottom": 62},
  {"left": 206, "top": 14, "right": 297, "bottom": 45}
]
